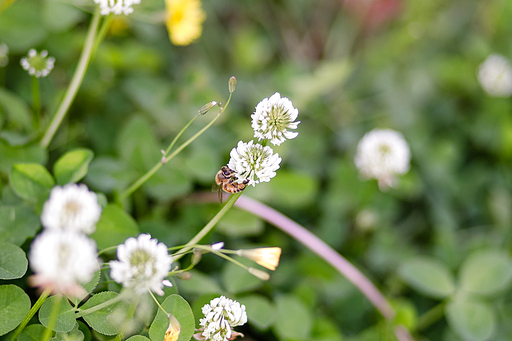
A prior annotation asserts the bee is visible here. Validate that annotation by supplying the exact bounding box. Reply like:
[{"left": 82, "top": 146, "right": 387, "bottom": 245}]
[{"left": 214, "top": 166, "right": 249, "bottom": 203}]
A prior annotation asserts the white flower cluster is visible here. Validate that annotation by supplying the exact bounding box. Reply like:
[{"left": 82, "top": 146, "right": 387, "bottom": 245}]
[
  {"left": 224, "top": 92, "right": 298, "bottom": 187},
  {"left": 354, "top": 128, "right": 410, "bottom": 190},
  {"left": 29, "top": 184, "right": 102, "bottom": 296},
  {"left": 93, "top": 0, "right": 141, "bottom": 15},
  {"left": 478, "top": 54, "right": 512, "bottom": 97},
  {"left": 227, "top": 140, "right": 281, "bottom": 186},
  {"left": 251, "top": 92, "right": 300, "bottom": 146},
  {"left": 41, "top": 183, "right": 102, "bottom": 234},
  {"left": 20, "top": 49, "right": 55, "bottom": 78},
  {"left": 196, "top": 296, "right": 247, "bottom": 341},
  {"left": 109, "top": 234, "right": 173, "bottom": 295}
]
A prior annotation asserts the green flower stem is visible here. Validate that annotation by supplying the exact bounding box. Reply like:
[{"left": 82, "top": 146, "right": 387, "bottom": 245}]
[
  {"left": 172, "top": 192, "right": 242, "bottom": 263},
  {"left": 75, "top": 292, "right": 128, "bottom": 318},
  {"left": 114, "top": 296, "right": 139, "bottom": 341},
  {"left": 41, "top": 294, "right": 62, "bottom": 341},
  {"left": 118, "top": 102, "right": 228, "bottom": 202},
  {"left": 416, "top": 302, "right": 446, "bottom": 332},
  {"left": 148, "top": 290, "right": 169, "bottom": 315},
  {"left": 164, "top": 114, "right": 199, "bottom": 156},
  {"left": 93, "top": 13, "right": 112, "bottom": 56},
  {"left": 31, "top": 76, "right": 41, "bottom": 129},
  {"left": 40, "top": 8, "right": 101, "bottom": 148},
  {"left": 97, "top": 245, "right": 118, "bottom": 256},
  {"left": 9, "top": 287, "right": 51, "bottom": 341}
]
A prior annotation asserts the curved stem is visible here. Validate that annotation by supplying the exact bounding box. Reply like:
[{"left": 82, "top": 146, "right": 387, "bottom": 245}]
[
  {"left": 148, "top": 290, "right": 168, "bottom": 315},
  {"left": 416, "top": 302, "right": 446, "bottom": 331},
  {"left": 40, "top": 8, "right": 101, "bottom": 148},
  {"left": 75, "top": 292, "right": 127, "bottom": 318},
  {"left": 234, "top": 195, "right": 394, "bottom": 319},
  {"left": 114, "top": 296, "right": 139, "bottom": 341},
  {"left": 173, "top": 192, "right": 242, "bottom": 263},
  {"left": 118, "top": 111, "right": 223, "bottom": 202},
  {"left": 10, "top": 287, "right": 51, "bottom": 341}
]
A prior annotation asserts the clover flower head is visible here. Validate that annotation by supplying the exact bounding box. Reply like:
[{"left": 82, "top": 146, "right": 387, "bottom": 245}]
[
  {"left": 227, "top": 140, "right": 281, "bottom": 187},
  {"left": 196, "top": 296, "right": 247, "bottom": 341},
  {"left": 41, "top": 184, "right": 102, "bottom": 234},
  {"left": 20, "top": 49, "right": 55, "bottom": 78},
  {"left": 354, "top": 128, "right": 410, "bottom": 190},
  {"left": 0, "top": 44, "right": 8, "bottom": 67},
  {"left": 93, "top": 0, "right": 141, "bottom": 16},
  {"left": 109, "top": 234, "right": 173, "bottom": 295},
  {"left": 251, "top": 92, "right": 300, "bottom": 146},
  {"left": 165, "top": 0, "right": 206, "bottom": 46},
  {"left": 29, "top": 230, "right": 99, "bottom": 296},
  {"left": 478, "top": 54, "right": 512, "bottom": 97}
]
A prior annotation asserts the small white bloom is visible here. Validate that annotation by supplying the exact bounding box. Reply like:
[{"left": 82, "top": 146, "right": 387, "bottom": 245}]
[
  {"left": 251, "top": 92, "right": 300, "bottom": 146},
  {"left": 0, "top": 43, "right": 8, "bottom": 67},
  {"left": 354, "top": 129, "right": 410, "bottom": 190},
  {"left": 227, "top": 140, "right": 282, "bottom": 186},
  {"left": 41, "top": 184, "right": 102, "bottom": 234},
  {"left": 93, "top": 0, "right": 141, "bottom": 15},
  {"left": 478, "top": 54, "right": 512, "bottom": 97},
  {"left": 20, "top": 49, "right": 55, "bottom": 78},
  {"left": 109, "top": 234, "right": 173, "bottom": 295},
  {"left": 198, "top": 296, "right": 247, "bottom": 341},
  {"left": 29, "top": 230, "right": 99, "bottom": 296}
]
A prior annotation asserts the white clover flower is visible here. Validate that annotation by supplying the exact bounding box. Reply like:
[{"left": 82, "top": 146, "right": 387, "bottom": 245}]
[
  {"left": 93, "top": 0, "right": 141, "bottom": 15},
  {"left": 227, "top": 140, "right": 282, "bottom": 186},
  {"left": 354, "top": 129, "right": 410, "bottom": 190},
  {"left": 0, "top": 44, "right": 8, "bottom": 67},
  {"left": 109, "top": 234, "right": 173, "bottom": 295},
  {"left": 29, "top": 230, "right": 99, "bottom": 296},
  {"left": 196, "top": 296, "right": 247, "bottom": 341},
  {"left": 251, "top": 92, "right": 300, "bottom": 146},
  {"left": 41, "top": 184, "right": 102, "bottom": 234},
  {"left": 478, "top": 54, "right": 512, "bottom": 97},
  {"left": 20, "top": 49, "right": 55, "bottom": 78}
]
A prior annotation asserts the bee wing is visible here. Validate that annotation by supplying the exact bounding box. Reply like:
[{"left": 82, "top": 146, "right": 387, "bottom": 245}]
[{"left": 212, "top": 182, "right": 223, "bottom": 204}]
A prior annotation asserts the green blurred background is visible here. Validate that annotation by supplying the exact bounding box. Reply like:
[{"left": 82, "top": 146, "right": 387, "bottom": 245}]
[{"left": 2, "top": 0, "right": 512, "bottom": 340}]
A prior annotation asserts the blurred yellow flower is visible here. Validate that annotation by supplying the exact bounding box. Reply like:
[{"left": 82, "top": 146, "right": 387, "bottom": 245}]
[
  {"left": 165, "top": 0, "right": 206, "bottom": 46},
  {"left": 237, "top": 247, "right": 282, "bottom": 271}
]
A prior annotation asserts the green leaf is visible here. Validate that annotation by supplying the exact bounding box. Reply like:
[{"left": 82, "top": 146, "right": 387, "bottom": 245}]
[
  {"left": 86, "top": 156, "right": 136, "bottom": 193},
  {"left": 0, "top": 242, "right": 28, "bottom": 279},
  {"left": 0, "top": 205, "right": 40, "bottom": 246},
  {"left": 80, "top": 291, "right": 130, "bottom": 336},
  {"left": 238, "top": 294, "right": 276, "bottom": 330},
  {"left": 126, "top": 336, "right": 151, "bottom": 341},
  {"left": 0, "top": 284, "right": 31, "bottom": 336},
  {"left": 398, "top": 257, "right": 455, "bottom": 299},
  {"left": 459, "top": 250, "right": 512, "bottom": 296},
  {"left": 0, "top": 88, "right": 32, "bottom": 131},
  {"left": 221, "top": 261, "right": 262, "bottom": 294},
  {"left": 53, "top": 148, "right": 94, "bottom": 185},
  {"left": 50, "top": 322, "right": 84, "bottom": 341},
  {"left": 18, "top": 324, "right": 46, "bottom": 341},
  {"left": 148, "top": 295, "right": 195, "bottom": 341},
  {"left": 10, "top": 163, "right": 55, "bottom": 200},
  {"left": 144, "top": 164, "right": 192, "bottom": 202},
  {"left": 273, "top": 294, "right": 312, "bottom": 340},
  {"left": 0, "top": 140, "right": 47, "bottom": 173},
  {"left": 446, "top": 299, "right": 496, "bottom": 341},
  {"left": 0, "top": 0, "right": 47, "bottom": 50},
  {"left": 39, "top": 295, "right": 76, "bottom": 333},
  {"left": 91, "top": 204, "right": 139, "bottom": 250},
  {"left": 43, "top": 0, "right": 85, "bottom": 32},
  {"left": 216, "top": 207, "right": 264, "bottom": 237},
  {"left": 268, "top": 170, "right": 319, "bottom": 208}
]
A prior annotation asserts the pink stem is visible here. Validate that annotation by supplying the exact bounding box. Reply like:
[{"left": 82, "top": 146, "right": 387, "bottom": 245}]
[{"left": 235, "top": 195, "right": 394, "bottom": 319}]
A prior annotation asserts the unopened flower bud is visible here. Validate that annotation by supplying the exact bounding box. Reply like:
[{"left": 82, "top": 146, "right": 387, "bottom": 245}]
[
  {"left": 248, "top": 267, "right": 270, "bottom": 281},
  {"left": 191, "top": 250, "right": 202, "bottom": 265},
  {"left": 237, "top": 247, "right": 282, "bottom": 271},
  {"left": 229, "top": 76, "right": 237, "bottom": 93},
  {"left": 164, "top": 313, "right": 181, "bottom": 341},
  {"left": 198, "top": 101, "right": 217, "bottom": 115},
  {"left": 177, "top": 272, "right": 191, "bottom": 280}
]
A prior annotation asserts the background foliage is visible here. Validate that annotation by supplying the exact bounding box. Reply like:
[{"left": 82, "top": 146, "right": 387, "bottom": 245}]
[{"left": 1, "top": 0, "right": 512, "bottom": 340}]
